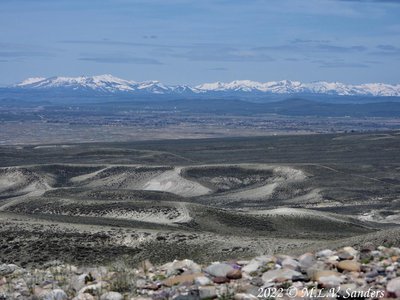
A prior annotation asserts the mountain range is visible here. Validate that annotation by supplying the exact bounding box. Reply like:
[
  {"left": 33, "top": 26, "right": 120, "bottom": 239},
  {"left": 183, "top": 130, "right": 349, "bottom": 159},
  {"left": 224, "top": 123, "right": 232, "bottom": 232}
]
[{"left": 12, "top": 74, "right": 400, "bottom": 97}]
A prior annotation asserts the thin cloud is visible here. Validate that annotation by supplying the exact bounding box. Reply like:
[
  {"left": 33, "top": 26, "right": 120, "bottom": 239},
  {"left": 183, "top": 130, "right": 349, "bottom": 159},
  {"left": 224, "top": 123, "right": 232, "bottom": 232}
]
[
  {"left": 62, "top": 38, "right": 367, "bottom": 64},
  {"left": 79, "top": 55, "right": 163, "bottom": 65},
  {"left": 175, "top": 47, "right": 275, "bottom": 62},
  {"left": 377, "top": 45, "right": 398, "bottom": 51},
  {"left": 208, "top": 67, "right": 228, "bottom": 71},
  {"left": 313, "top": 59, "right": 369, "bottom": 68},
  {"left": 64, "top": 39, "right": 276, "bottom": 63},
  {"left": 254, "top": 40, "right": 368, "bottom": 54},
  {"left": 60, "top": 39, "right": 191, "bottom": 49},
  {"left": 142, "top": 35, "right": 158, "bottom": 39},
  {"left": 370, "top": 44, "right": 400, "bottom": 56},
  {"left": 0, "top": 42, "right": 55, "bottom": 59}
]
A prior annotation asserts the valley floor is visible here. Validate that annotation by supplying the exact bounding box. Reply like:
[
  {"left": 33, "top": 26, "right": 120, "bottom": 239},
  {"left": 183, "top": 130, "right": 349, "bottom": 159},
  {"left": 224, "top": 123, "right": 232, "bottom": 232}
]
[{"left": 0, "top": 131, "right": 399, "bottom": 267}]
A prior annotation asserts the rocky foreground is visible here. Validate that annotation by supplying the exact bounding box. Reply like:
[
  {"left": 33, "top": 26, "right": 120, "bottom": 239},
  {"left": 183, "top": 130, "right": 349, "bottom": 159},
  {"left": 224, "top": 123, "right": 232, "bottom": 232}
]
[{"left": 1, "top": 244, "right": 400, "bottom": 300}]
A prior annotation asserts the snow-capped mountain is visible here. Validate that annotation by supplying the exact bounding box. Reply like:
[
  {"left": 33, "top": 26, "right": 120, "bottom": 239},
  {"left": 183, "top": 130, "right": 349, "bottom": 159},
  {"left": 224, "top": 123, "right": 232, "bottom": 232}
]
[
  {"left": 15, "top": 74, "right": 192, "bottom": 94},
  {"left": 196, "top": 80, "right": 400, "bottom": 97},
  {"left": 13, "top": 75, "right": 400, "bottom": 97}
]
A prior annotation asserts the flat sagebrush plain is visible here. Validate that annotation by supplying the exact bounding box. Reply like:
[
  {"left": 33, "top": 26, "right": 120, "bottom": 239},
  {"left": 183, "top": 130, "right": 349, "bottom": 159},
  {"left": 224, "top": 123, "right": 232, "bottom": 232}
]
[{"left": 0, "top": 131, "right": 399, "bottom": 267}]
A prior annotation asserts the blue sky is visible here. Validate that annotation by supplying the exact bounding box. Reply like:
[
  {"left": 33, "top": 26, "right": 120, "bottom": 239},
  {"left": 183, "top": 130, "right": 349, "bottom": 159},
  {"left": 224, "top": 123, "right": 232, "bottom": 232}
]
[{"left": 0, "top": 0, "right": 399, "bottom": 85}]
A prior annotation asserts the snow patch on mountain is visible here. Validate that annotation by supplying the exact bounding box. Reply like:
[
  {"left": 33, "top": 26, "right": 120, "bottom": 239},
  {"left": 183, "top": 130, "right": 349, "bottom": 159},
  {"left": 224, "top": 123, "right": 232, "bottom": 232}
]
[
  {"left": 18, "top": 77, "right": 47, "bottom": 86},
  {"left": 196, "top": 80, "right": 400, "bottom": 96},
  {"left": 16, "top": 75, "right": 137, "bottom": 93},
  {"left": 15, "top": 75, "right": 200, "bottom": 94},
  {"left": 14, "top": 75, "right": 400, "bottom": 97}
]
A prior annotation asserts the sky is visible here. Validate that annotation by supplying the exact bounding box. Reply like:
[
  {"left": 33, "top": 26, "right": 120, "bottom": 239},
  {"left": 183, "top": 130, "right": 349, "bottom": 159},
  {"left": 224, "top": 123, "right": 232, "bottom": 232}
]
[{"left": 0, "top": 0, "right": 399, "bottom": 85}]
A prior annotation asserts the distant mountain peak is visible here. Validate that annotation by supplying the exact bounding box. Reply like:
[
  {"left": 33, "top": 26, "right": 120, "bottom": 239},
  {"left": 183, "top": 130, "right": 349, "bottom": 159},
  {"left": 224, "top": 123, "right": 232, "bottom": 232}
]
[
  {"left": 18, "top": 77, "right": 47, "bottom": 86},
  {"left": 196, "top": 79, "right": 400, "bottom": 96},
  {"left": 13, "top": 75, "right": 400, "bottom": 97}
]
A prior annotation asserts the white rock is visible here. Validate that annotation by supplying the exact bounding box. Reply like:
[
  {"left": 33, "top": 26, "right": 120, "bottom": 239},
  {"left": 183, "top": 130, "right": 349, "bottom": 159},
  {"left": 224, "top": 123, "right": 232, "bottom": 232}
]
[
  {"left": 72, "top": 293, "right": 96, "bottom": 300},
  {"left": 343, "top": 247, "right": 358, "bottom": 258},
  {"left": 42, "top": 289, "right": 68, "bottom": 300},
  {"left": 205, "top": 263, "right": 234, "bottom": 277},
  {"left": 195, "top": 276, "right": 212, "bottom": 285},
  {"left": 78, "top": 281, "right": 109, "bottom": 295},
  {"left": 199, "top": 286, "right": 217, "bottom": 299},
  {"left": 315, "top": 271, "right": 344, "bottom": 288},
  {"left": 371, "top": 250, "right": 381, "bottom": 257},
  {"left": 298, "top": 253, "right": 315, "bottom": 270},
  {"left": 281, "top": 258, "right": 299, "bottom": 270},
  {"left": 162, "top": 259, "right": 201, "bottom": 276},
  {"left": 387, "top": 277, "right": 400, "bottom": 297},
  {"left": 262, "top": 268, "right": 301, "bottom": 283},
  {"left": 327, "top": 255, "right": 339, "bottom": 262},
  {"left": 316, "top": 249, "right": 334, "bottom": 258},
  {"left": 242, "top": 255, "right": 274, "bottom": 274},
  {"left": 100, "top": 291, "right": 123, "bottom": 300},
  {"left": 234, "top": 293, "right": 258, "bottom": 300},
  {"left": 241, "top": 261, "right": 261, "bottom": 274}
]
